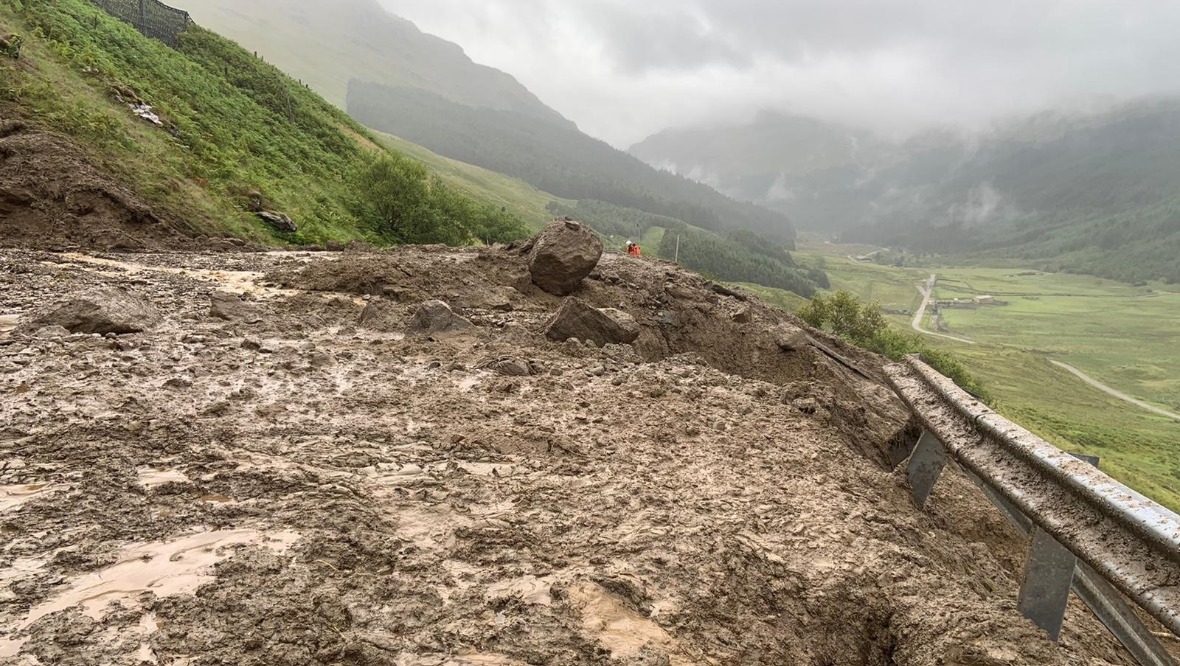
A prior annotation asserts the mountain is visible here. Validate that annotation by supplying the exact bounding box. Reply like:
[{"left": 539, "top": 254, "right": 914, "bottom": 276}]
[
  {"left": 176, "top": 0, "right": 567, "bottom": 126},
  {"left": 347, "top": 81, "right": 797, "bottom": 244},
  {"left": 0, "top": 0, "right": 527, "bottom": 248},
  {"left": 631, "top": 102, "right": 1180, "bottom": 283}
]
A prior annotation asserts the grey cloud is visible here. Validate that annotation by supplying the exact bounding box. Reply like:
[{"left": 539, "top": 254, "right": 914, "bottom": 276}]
[{"left": 380, "top": 0, "right": 1180, "bottom": 145}]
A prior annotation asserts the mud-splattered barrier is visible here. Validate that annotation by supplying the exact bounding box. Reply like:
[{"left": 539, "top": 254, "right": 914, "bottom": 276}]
[{"left": 889, "top": 355, "right": 1180, "bottom": 664}]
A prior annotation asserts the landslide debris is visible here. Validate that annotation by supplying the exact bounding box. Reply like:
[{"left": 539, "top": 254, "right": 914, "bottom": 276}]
[
  {"left": 0, "top": 245, "right": 1138, "bottom": 665},
  {"left": 0, "top": 125, "right": 215, "bottom": 252}
]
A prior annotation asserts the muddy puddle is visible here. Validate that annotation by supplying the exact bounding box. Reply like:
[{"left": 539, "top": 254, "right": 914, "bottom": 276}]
[
  {"left": 0, "top": 484, "right": 65, "bottom": 513},
  {"left": 0, "top": 314, "right": 19, "bottom": 334},
  {"left": 16, "top": 529, "right": 300, "bottom": 628},
  {"left": 52, "top": 253, "right": 302, "bottom": 300}
]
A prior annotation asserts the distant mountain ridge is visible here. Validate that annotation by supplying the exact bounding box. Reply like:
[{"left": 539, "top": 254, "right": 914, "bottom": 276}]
[
  {"left": 177, "top": 0, "right": 569, "bottom": 125},
  {"left": 631, "top": 100, "right": 1180, "bottom": 283}
]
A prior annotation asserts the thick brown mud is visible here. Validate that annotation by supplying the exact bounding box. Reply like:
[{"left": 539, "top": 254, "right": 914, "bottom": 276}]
[{"left": 0, "top": 247, "right": 1138, "bottom": 665}]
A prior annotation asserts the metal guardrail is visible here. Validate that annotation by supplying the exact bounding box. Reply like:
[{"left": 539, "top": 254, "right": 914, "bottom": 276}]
[{"left": 886, "top": 355, "right": 1180, "bottom": 663}]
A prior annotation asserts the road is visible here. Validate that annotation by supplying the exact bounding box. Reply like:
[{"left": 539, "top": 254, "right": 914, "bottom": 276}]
[
  {"left": 1049, "top": 361, "right": 1180, "bottom": 423},
  {"left": 911, "top": 274, "right": 976, "bottom": 344}
]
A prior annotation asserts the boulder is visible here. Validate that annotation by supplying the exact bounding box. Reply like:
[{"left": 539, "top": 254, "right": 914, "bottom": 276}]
[
  {"left": 209, "top": 291, "right": 263, "bottom": 323},
  {"left": 257, "top": 211, "right": 297, "bottom": 233},
  {"left": 26, "top": 288, "right": 160, "bottom": 335},
  {"left": 774, "top": 324, "right": 809, "bottom": 351},
  {"left": 406, "top": 300, "right": 473, "bottom": 336},
  {"left": 528, "top": 219, "right": 603, "bottom": 295},
  {"left": 545, "top": 298, "right": 640, "bottom": 347}
]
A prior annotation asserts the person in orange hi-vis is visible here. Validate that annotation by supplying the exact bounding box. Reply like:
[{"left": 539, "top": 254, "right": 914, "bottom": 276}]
[{"left": 626, "top": 241, "right": 642, "bottom": 257}]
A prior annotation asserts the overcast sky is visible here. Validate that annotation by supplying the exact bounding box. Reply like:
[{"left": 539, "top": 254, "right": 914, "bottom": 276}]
[{"left": 379, "top": 0, "right": 1180, "bottom": 147}]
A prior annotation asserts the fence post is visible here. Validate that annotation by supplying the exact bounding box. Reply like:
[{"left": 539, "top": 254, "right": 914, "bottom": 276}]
[{"left": 138, "top": 0, "right": 146, "bottom": 32}]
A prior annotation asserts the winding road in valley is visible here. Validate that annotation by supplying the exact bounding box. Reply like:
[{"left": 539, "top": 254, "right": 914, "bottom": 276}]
[
  {"left": 1049, "top": 361, "right": 1180, "bottom": 423},
  {"left": 911, "top": 274, "right": 976, "bottom": 344},
  {"left": 909, "top": 273, "right": 1178, "bottom": 422}
]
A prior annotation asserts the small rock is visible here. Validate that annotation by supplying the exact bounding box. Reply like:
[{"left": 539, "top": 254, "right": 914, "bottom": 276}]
[
  {"left": 358, "top": 298, "right": 401, "bottom": 332},
  {"left": 406, "top": 300, "right": 473, "bottom": 336},
  {"left": 163, "top": 377, "right": 193, "bottom": 390},
  {"left": 732, "top": 308, "right": 752, "bottom": 324},
  {"left": 774, "top": 324, "right": 809, "bottom": 351},
  {"left": 491, "top": 358, "right": 532, "bottom": 377},
  {"left": 33, "top": 325, "right": 71, "bottom": 339},
  {"left": 257, "top": 211, "right": 297, "bottom": 232},
  {"left": 24, "top": 288, "right": 161, "bottom": 336},
  {"left": 241, "top": 339, "right": 262, "bottom": 351},
  {"left": 210, "top": 291, "right": 264, "bottom": 323}
]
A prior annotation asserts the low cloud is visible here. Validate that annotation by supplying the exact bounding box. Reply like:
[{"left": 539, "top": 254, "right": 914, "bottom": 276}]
[{"left": 380, "top": 0, "right": 1180, "bottom": 146}]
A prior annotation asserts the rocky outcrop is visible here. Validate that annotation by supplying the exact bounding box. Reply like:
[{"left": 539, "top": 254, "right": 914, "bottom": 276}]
[
  {"left": 257, "top": 211, "right": 296, "bottom": 233},
  {"left": 26, "top": 288, "right": 161, "bottom": 335},
  {"left": 527, "top": 219, "right": 602, "bottom": 296},
  {"left": 544, "top": 298, "right": 640, "bottom": 347},
  {"left": 406, "top": 300, "right": 473, "bottom": 336}
]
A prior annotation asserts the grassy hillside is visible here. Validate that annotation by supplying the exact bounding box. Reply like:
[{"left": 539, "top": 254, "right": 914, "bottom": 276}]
[
  {"left": 376, "top": 132, "right": 560, "bottom": 231},
  {"left": 176, "top": 0, "right": 566, "bottom": 125},
  {"left": 0, "top": 0, "right": 526, "bottom": 246},
  {"left": 347, "top": 80, "right": 798, "bottom": 245}
]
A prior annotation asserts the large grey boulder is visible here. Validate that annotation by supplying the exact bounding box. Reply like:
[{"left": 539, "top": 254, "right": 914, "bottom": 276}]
[
  {"left": 528, "top": 219, "right": 602, "bottom": 296},
  {"left": 406, "top": 300, "right": 473, "bottom": 336},
  {"left": 545, "top": 298, "right": 640, "bottom": 347},
  {"left": 27, "top": 288, "right": 160, "bottom": 335}
]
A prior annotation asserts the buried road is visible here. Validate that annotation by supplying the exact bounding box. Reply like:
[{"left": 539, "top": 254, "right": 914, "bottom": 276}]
[{"left": 0, "top": 246, "right": 1146, "bottom": 665}]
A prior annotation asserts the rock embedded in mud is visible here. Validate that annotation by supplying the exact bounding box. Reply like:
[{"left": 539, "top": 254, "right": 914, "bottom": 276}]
[
  {"left": 528, "top": 219, "right": 603, "bottom": 296},
  {"left": 26, "top": 288, "right": 161, "bottom": 336},
  {"left": 774, "top": 324, "right": 809, "bottom": 352},
  {"left": 358, "top": 298, "right": 400, "bottom": 332},
  {"left": 209, "top": 291, "right": 263, "bottom": 323},
  {"left": 545, "top": 298, "right": 640, "bottom": 347},
  {"left": 406, "top": 300, "right": 473, "bottom": 336}
]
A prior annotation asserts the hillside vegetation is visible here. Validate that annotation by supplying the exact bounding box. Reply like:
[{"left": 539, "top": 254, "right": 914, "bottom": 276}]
[
  {"left": 177, "top": 0, "right": 565, "bottom": 125},
  {"left": 0, "top": 0, "right": 526, "bottom": 246},
  {"left": 633, "top": 103, "right": 1180, "bottom": 284},
  {"left": 347, "top": 80, "right": 797, "bottom": 245},
  {"left": 547, "top": 199, "right": 826, "bottom": 297}
]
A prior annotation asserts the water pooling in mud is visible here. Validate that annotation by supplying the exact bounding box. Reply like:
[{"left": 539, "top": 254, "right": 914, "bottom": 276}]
[{"left": 1, "top": 530, "right": 300, "bottom": 658}]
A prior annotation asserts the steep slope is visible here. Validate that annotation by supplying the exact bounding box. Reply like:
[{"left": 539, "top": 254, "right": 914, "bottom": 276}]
[
  {"left": 176, "top": 0, "right": 567, "bottom": 125},
  {"left": 0, "top": 0, "right": 527, "bottom": 248},
  {"left": 632, "top": 101, "right": 1180, "bottom": 283},
  {"left": 347, "top": 80, "right": 798, "bottom": 244}
]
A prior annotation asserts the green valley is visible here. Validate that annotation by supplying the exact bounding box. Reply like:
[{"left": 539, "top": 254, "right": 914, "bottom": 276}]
[{"left": 792, "top": 239, "right": 1180, "bottom": 511}]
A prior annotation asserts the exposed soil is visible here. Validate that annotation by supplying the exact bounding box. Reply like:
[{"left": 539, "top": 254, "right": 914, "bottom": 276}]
[
  {"left": 0, "top": 247, "right": 1139, "bottom": 665},
  {"left": 0, "top": 120, "right": 249, "bottom": 253}
]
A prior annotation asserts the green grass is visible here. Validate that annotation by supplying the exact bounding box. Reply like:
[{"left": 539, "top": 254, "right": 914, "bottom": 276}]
[
  {"left": 0, "top": 0, "right": 526, "bottom": 246},
  {"left": 376, "top": 132, "right": 562, "bottom": 232},
  {"left": 797, "top": 245, "right": 1180, "bottom": 512}
]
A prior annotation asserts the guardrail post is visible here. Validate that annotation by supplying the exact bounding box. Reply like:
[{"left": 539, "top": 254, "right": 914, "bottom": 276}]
[
  {"left": 907, "top": 430, "right": 946, "bottom": 508},
  {"left": 1018, "top": 528, "right": 1077, "bottom": 641}
]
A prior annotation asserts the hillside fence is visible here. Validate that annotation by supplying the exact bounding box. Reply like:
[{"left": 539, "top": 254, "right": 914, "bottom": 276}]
[{"left": 90, "top": 0, "right": 190, "bottom": 47}]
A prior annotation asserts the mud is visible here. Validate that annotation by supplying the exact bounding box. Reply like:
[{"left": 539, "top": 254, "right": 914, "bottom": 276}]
[
  {"left": 0, "top": 123, "right": 254, "bottom": 253},
  {"left": 0, "top": 247, "right": 1139, "bottom": 665}
]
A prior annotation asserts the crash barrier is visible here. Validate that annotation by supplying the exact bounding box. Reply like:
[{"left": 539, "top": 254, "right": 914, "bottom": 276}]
[
  {"left": 887, "top": 356, "right": 1179, "bottom": 666},
  {"left": 91, "top": 0, "right": 190, "bottom": 47}
]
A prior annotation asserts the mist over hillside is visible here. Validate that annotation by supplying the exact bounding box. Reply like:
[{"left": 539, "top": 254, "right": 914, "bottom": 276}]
[
  {"left": 178, "top": 0, "right": 568, "bottom": 125},
  {"left": 632, "top": 100, "right": 1180, "bottom": 283}
]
